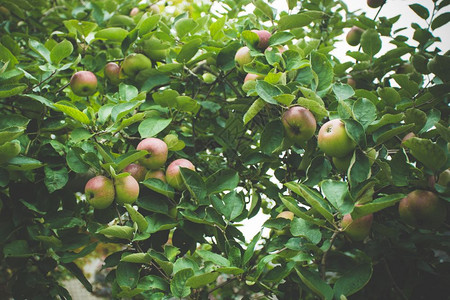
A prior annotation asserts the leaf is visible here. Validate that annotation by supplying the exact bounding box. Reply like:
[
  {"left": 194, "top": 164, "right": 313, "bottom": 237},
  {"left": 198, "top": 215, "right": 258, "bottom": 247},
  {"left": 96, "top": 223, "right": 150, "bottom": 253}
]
[
  {"left": 243, "top": 232, "right": 261, "bottom": 265},
  {"left": 28, "top": 39, "right": 50, "bottom": 63},
  {"left": 54, "top": 102, "right": 91, "bottom": 125},
  {"left": 217, "top": 41, "right": 241, "bottom": 71},
  {"left": 59, "top": 242, "right": 98, "bottom": 263},
  {"left": 348, "top": 150, "right": 370, "bottom": 187},
  {"left": 116, "top": 262, "right": 140, "bottom": 289},
  {"left": 137, "top": 275, "right": 169, "bottom": 291},
  {"left": 342, "top": 119, "right": 366, "bottom": 148},
  {"left": 311, "top": 51, "right": 333, "bottom": 92},
  {"left": 351, "top": 194, "right": 404, "bottom": 219},
  {"left": 177, "top": 38, "right": 202, "bottom": 63},
  {"left": 205, "top": 169, "right": 239, "bottom": 195},
  {"left": 290, "top": 218, "right": 322, "bottom": 244},
  {"left": 279, "top": 194, "right": 326, "bottom": 226},
  {"left": 255, "top": 80, "right": 281, "bottom": 104},
  {"left": 296, "top": 97, "right": 328, "bottom": 120},
  {"left": 50, "top": 40, "right": 73, "bottom": 65},
  {"left": 138, "top": 116, "right": 171, "bottom": 138},
  {"left": 321, "top": 180, "right": 354, "bottom": 215},
  {"left": 278, "top": 11, "right": 324, "bottom": 30},
  {"left": 334, "top": 262, "right": 372, "bottom": 298},
  {"left": 243, "top": 98, "right": 265, "bottom": 125},
  {"left": 7, "top": 156, "right": 43, "bottom": 171},
  {"left": 95, "top": 27, "right": 129, "bottom": 42},
  {"left": 253, "top": 0, "right": 274, "bottom": 20},
  {"left": 373, "top": 124, "right": 414, "bottom": 145},
  {"left": 44, "top": 166, "right": 69, "bottom": 193},
  {"left": 119, "top": 83, "right": 139, "bottom": 102},
  {"left": 367, "top": 113, "right": 404, "bottom": 134},
  {"left": 269, "top": 31, "right": 294, "bottom": 46},
  {"left": 296, "top": 267, "right": 333, "bottom": 300},
  {"left": 124, "top": 204, "right": 148, "bottom": 232},
  {"left": 137, "top": 15, "right": 161, "bottom": 36},
  {"left": 409, "top": 4, "right": 429, "bottom": 20},
  {"left": 142, "top": 178, "right": 175, "bottom": 200},
  {"left": 180, "top": 168, "right": 207, "bottom": 201},
  {"left": 97, "top": 225, "right": 134, "bottom": 240},
  {"left": 333, "top": 83, "right": 354, "bottom": 101},
  {"left": 153, "top": 89, "right": 179, "bottom": 107},
  {"left": 174, "top": 18, "right": 198, "bottom": 38},
  {"left": 170, "top": 268, "right": 194, "bottom": 298},
  {"left": 186, "top": 272, "right": 219, "bottom": 288},
  {"left": 360, "top": 29, "right": 381, "bottom": 57},
  {"left": 22, "top": 94, "right": 56, "bottom": 109},
  {"left": 260, "top": 119, "right": 284, "bottom": 154},
  {"left": 62, "top": 262, "right": 92, "bottom": 292},
  {"left": 352, "top": 98, "right": 377, "bottom": 129},
  {"left": 3, "top": 240, "right": 33, "bottom": 257},
  {"left": 115, "top": 150, "right": 147, "bottom": 172},
  {"left": 304, "top": 156, "right": 332, "bottom": 187},
  {"left": 402, "top": 137, "right": 447, "bottom": 171},
  {"left": 211, "top": 191, "right": 244, "bottom": 221},
  {"left": 121, "top": 253, "right": 152, "bottom": 264},
  {"left": 432, "top": 12, "right": 450, "bottom": 30}
]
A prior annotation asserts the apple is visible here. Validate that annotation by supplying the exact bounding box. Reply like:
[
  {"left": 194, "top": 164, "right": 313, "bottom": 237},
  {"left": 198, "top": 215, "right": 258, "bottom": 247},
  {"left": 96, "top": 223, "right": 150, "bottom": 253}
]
[
  {"left": 341, "top": 213, "right": 373, "bottom": 241},
  {"left": 366, "top": 148, "right": 377, "bottom": 166},
  {"left": 104, "top": 62, "right": 121, "bottom": 85},
  {"left": 235, "top": 46, "right": 252, "bottom": 69},
  {"left": 437, "top": 169, "right": 450, "bottom": 188},
  {"left": 401, "top": 132, "right": 416, "bottom": 147},
  {"left": 347, "top": 77, "right": 356, "bottom": 89},
  {"left": 346, "top": 26, "right": 364, "bottom": 46},
  {"left": 121, "top": 53, "right": 152, "bottom": 78},
  {"left": 399, "top": 190, "right": 447, "bottom": 229},
  {"left": 145, "top": 169, "right": 166, "bottom": 182},
  {"left": 251, "top": 30, "right": 271, "bottom": 50},
  {"left": 244, "top": 73, "right": 263, "bottom": 82},
  {"left": 318, "top": 119, "right": 356, "bottom": 158},
  {"left": 281, "top": 106, "right": 317, "bottom": 146},
  {"left": 396, "top": 64, "right": 414, "bottom": 74},
  {"left": 166, "top": 158, "right": 195, "bottom": 190},
  {"left": 367, "top": 0, "right": 386, "bottom": 8},
  {"left": 149, "top": 4, "right": 160, "bottom": 14},
  {"left": 85, "top": 176, "right": 115, "bottom": 209},
  {"left": 130, "top": 7, "right": 139, "bottom": 16},
  {"left": 136, "top": 138, "right": 168, "bottom": 170},
  {"left": 141, "top": 37, "right": 168, "bottom": 61},
  {"left": 115, "top": 174, "right": 140, "bottom": 205},
  {"left": 276, "top": 211, "right": 294, "bottom": 221},
  {"left": 332, "top": 154, "right": 352, "bottom": 173},
  {"left": 70, "top": 71, "right": 97, "bottom": 96},
  {"left": 202, "top": 73, "right": 216, "bottom": 84},
  {"left": 123, "top": 163, "right": 147, "bottom": 182}
]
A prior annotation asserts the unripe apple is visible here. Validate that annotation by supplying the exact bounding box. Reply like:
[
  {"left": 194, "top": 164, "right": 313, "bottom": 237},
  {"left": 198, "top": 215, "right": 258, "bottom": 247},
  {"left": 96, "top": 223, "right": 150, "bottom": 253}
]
[
  {"left": 251, "top": 30, "right": 271, "bottom": 50},
  {"left": 341, "top": 213, "right": 373, "bottom": 241},
  {"left": 235, "top": 46, "right": 252, "bottom": 69},
  {"left": 123, "top": 163, "right": 147, "bottom": 182},
  {"left": 281, "top": 106, "right": 317, "bottom": 146},
  {"left": 166, "top": 159, "right": 195, "bottom": 190},
  {"left": 70, "top": 71, "right": 98, "bottom": 96},
  {"left": 104, "top": 62, "right": 121, "bottom": 85},
  {"left": 145, "top": 169, "right": 166, "bottom": 182},
  {"left": 437, "top": 169, "right": 450, "bottom": 188},
  {"left": 396, "top": 64, "right": 414, "bottom": 74},
  {"left": 346, "top": 26, "right": 364, "bottom": 46},
  {"left": 85, "top": 176, "right": 115, "bottom": 209},
  {"left": 121, "top": 53, "right": 152, "bottom": 78},
  {"left": 367, "top": 0, "right": 386, "bottom": 8},
  {"left": 399, "top": 190, "right": 447, "bottom": 229},
  {"left": 130, "top": 7, "right": 139, "bottom": 17},
  {"left": 332, "top": 154, "right": 352, "bottom": 173},
  {"left": 137, "top": 138, "right": 168, "bottom": 170},
  {"left": 149, "top": 4, "right": 160, "bottom": 14},
  {"left": 318, "top": 119, "right": 356, "bottom": 158},
  {"left": 115, "top": 174, "right": 140, "bottom": 205},
  {"left": 141, "top": 37, "right": 168, "bottom": 61},
  {"left": 276, "top": 211, "right": 294, "bottom": 221},
  {"left": 202, "top": 73, "right": 216, "bottom": 84}
]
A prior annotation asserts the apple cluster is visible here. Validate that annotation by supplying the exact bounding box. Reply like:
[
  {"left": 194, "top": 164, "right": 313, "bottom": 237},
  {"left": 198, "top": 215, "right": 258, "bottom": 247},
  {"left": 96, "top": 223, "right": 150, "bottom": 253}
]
[{"left": 84, "top": 137, "right": 195, "bottom": 210}]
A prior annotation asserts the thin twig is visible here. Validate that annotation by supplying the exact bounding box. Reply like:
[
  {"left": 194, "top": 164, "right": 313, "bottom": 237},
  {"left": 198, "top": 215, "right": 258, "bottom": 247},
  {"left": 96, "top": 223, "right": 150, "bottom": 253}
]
[{"left": 320, "top": 231, "right": 340, "bottom": 280}]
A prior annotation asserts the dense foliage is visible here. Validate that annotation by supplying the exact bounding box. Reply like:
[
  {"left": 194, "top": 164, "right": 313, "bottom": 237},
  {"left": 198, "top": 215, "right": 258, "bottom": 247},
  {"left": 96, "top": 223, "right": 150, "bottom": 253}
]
[{"left": 0, "top": 0, "right": 449, "bottom": 299}]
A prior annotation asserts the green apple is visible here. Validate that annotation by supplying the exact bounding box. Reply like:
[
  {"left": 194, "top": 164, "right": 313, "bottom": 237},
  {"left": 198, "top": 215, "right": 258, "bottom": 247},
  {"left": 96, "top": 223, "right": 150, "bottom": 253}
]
[
  {"left": 251, "top": 29, "right": 271, "bottom": 50},
  {"left": 202, "top": 73, "right": 216, "bottom": 84},
  {"left": 437, "top": 169, "right": 450, "bottom": 188},
  {"left": 141, "top": 37, "right": 168, "bottom": 61},
  {"left": 104, "top": 62, "right": 121, "bottom": 85},
  {"left": 166, "top": 158, "right": 195, "bottom": 190},
  {"left": 85, "top": 175, "right": 115, "bottom": 209},
  {"left": 115, "top": 174, "right": 140, "bottom": 205},
  {"left": 123, "top": 163, "right": 147, "bottom": 182},
  {"left": 137, "top": 138, "right": 168, "bottom": 170},
  {"left": 346, "top": 26, "right": 364, "bottom": 46},
  {"left": 318, "top": 119, "right": 356, "bottom": 158},
  {"left": 396, "top": 64, "right": 414, "bottom": 74},
  {"left": 281, "top": 106, "right": 317, "bottom": 146},
  {"left": 341, "top": 213, "right": 373, "bottom": 241},
  {"left": 332, "top": 154, "right": 352, "bottom": 173},
  {"left": 367, "top": 0, "right": 386, "bottom": 8},
  {"left": 70, "top": 71, "right": 97, "bottom": 96},
  {"left": 399, "top": 190, "right": 447, "bottom": 229},
  {"left": 235, "top": 46, "right": 252, "bottom": 69},
  {"left": 121, "top": 53, "right": 152, "bottom": 78},
  {"left": 145, "top": 169, "right": 166, "bottom": 182}
]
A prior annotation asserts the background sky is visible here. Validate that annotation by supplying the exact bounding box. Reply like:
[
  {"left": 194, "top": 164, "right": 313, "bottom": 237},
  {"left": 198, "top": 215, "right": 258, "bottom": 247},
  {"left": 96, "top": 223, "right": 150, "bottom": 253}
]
[{"left": 239, "top": 0, "right": 450, "bottom": 242}]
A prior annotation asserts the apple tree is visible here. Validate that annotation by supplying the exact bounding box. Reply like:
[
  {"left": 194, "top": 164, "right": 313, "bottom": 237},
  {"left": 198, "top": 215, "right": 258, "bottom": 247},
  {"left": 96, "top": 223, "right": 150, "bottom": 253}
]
[{"left": 0, "top": 0, "right": 449, "bottom": 299}]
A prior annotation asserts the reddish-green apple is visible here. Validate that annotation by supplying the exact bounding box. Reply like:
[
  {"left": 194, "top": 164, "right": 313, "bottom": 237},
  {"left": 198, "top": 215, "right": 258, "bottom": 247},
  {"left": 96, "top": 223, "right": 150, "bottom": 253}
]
[
  {"left": 235, "top": 46, "right": 252, "bottom": 69},
  {"left": 341, "top": 213, "right": 373, "bottom": 241},
  {"left": 70, "top": 71, "right": 97, "bottom": 96},
  {"left": 121, "top": 53, "right": 152, "bottom": 78},
  {"left": 346, "top": 26, "right": 364, "bottom": 46},
  {"left": 85, "top": 175, "right": 115, "bottom": 209},
  {"left": 115, "top": 174, "right": 140, "bottom": 205},
  {"left": 318, "top": 119, "right": 356, "bottom": 158},
  {"left": 123, "top": 163, "right": 147, "bottom": 182},
  {"left": 166, "top": 159, "right": 195, "bottom": 190},
  {"left": 145, "top": 169, "right": 166, "bottom": 182},
  {"left": 137, "top": 138, "right": 168, "bottom": 169},
  {"left": 104, "top": 62, "right": 121, "bottom": 85},
  {"left": 252, "top": 30, "right": 271, "bottom": 50},
  {"left": 367, "top": 0, "right": 386, "bottom": 8},
  {"left": 399, "top": 190, "right": 447, "bottom": 229},
  {"left": 130, "top": 7, "right": 139, "bottom": 16},
  {"left": 244, "top": 73, "right": 263, "bottom": 82},
  {"left": 281, "top": 106, "right": 317, "bottom": 145}
]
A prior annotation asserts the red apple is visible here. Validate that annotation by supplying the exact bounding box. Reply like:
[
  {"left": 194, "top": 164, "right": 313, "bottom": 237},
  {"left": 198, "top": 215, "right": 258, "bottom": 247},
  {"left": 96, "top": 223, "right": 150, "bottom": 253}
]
[
  {"left": 145, "top": 169, "right": 166, "bottom": 182},
  {"left": 318, "top": 119, "right": 356, "bottom": 158},
  {"left": 166, "top": 159, "right": 195, "bottom": 190},
  {"left": 341, "top": 213, "right": 373, "bottom": 241},
  {"left": 346, "top": 26, "right": 364, "bottom": 46},
  {"left": 123, "top": 163, "right": 147, "bottom": 182},
  {"left": 70, "top": 71, "right": 97, "bottom": 96},
  {"left": 281, "top": 106, "right": 317, "bottom": 146},
  {"left": 136, "top": 138, "right": 168, "bottom": 170},
  {"left": 85, "top": 175, "right": 115, "bottom": 209},
  {"left": 251, "top": 30, "right": 271, "bottom": 50},
  {"left": 235, "top": 46, "right": 252, "bottom": 69},
  {"left": 399, "top": 190, "right": 447, "bottom": 229},
  {"left": 104, "top": 62, "right": 121, "bottom": 85},
  {"left": 115, "top": 174, "right": 140, "bottom": 205}
]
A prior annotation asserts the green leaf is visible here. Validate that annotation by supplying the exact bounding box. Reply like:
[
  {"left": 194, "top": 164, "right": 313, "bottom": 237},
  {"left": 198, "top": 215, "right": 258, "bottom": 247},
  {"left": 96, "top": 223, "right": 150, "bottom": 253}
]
[
  {"left": 0, "top": 84, "right": 26, "bottom": 98},
  {"left": 50, "top": 40, "right": 73, "bottom": 65},
  {"left": 209, "top": 16, "right": 226, "bottom": 40},
  {"left": 352, "top": 98, "right": 377, "bottom": 129},
  {"left": 153, "top": 89, "right": 179, "bottom": 107},
  {"left": 124, "top": 204, "right": 148, "bottom": 233},
  {"left": 3, "top": 240, "right": 33, "bottom": 257},
  {"left": 121, "top": 253, "right": 152, "bottom": 264},
  {"left": 333, "top": 83, "right": 354, "bottom": 101},
  {"left": 186, "top": 272, "right": 219, "bottom": 288},
  {"left": 180, "top": 168, "right": 207, "bottom": 201},
  {"left": 278, "top": 11, "right": 324, "bottom": 30},
  {"left": 290, "top": 218, "right": 322, "bottom": 244},
  {"left": 255, "top": 80, "right": 281, "bottom": 104},
  {"left": 351, "top": 194, "right": 404, "bottom": 219},
  {"left": 321, "top": 180, "right": 353, "bottom": 215},
  {"left": 117, "top": 262, "right": 140, "bottom": 289},
  {"left": 283, "top": 50, "right": 309, "bottom": 71},
  {"left": 44, "top": 166, "right": 69, "bottom": 193},
  {"left": 279, "top": 194, "right": 326, "bottom": 226},
  {"left": 431, "top": 12, "right": 450, "bottom": 30},
  {"left": 253, "top": 0, "right": 274, "bottom": 20},
  {"left": 435, "top": 123, "right": 450, "bottom": 143},
  {"left": 367, "top": 113, "right": 404, "bottom": 134},
  {"left": 0, "top": 140, "right": 20, "bottom": 163},
  {"left": 138, "top": 116, "right": 171, "bottom": 138},
  {"left": 63, "top": 20, "right": 97, "bottom": 37},
  {"left": 373, "top": 124, "right": 414, "bottom": 145},
  {"left": 342, "top": 119, "right": 366, "bottom": 148},
  {"left": 402, "top": 137, "right": 447, "bottom": 171},
  {"left": 211, "top": 191, "right": 244, "bottom": 221},
  {"left": 177, "top": 38, "right": 202, "bottom": 63},
  {"left": 205, "top": 169, "right": 239, "bottom": 195},
  {"left": 54, "top": 102, "right": 91, "bottom": 125},
  {"left": 146, "top": 214, "right": 177, "bottom": 233},
  {"left": 95, "top": 27, "right": 129, "bottom": 42},
  {"left": 269, "top": 31, "right": 294, "bottom": 46},
  {"left": 391, "top": 74, "right": 419, "bottom": 97},
  {"left": 137, "top": 275, "right": 169, "bottom": 291},
  {"left": 296, "top": 267, "right": 333, "bottom": 300},
  {"left": 7, "top": 156, "right": 43, "bottom": 171},
  {"left": 243, "top": 60, "right": 271, "bottom": 75},
  {"left": 176, "top": 96, "right": 199, "bottom": 112},
  {"left": 260, "top": 119, "right": 284, "bottom": 154},
  {"left": 404, "top": 108, "right": 427, "bottom": 133},
  {"left": 296, "top": 97, "right": 328, "bottom": 120},
  {"left": 137, "top": 14, "right": 161, "bottom": 36},
  {"left": 28, "top": 39, "right": 51, "bottom": 63},
  {"left": 62, "top": 262, "right": 93, "bottom": 292},
  {"left": 217, "top": 41, "right": 241, "bottom": 71},
  {"left": 142, "top": 178, "right": 175, "bottom": 200},
  {"left": 170, "top": 268, "right": 194, "bottom": 298},
  {"left": 119, "top": 83, "right": 139, "bottom": 102},
  {"left": 175, "top": 18, "right": 198, "bottom": 38},
  {"left": 304, "top": 156, "right": 332, "bottom": 187},
  {"left": 360, "top": 29, "right": 381, "bottom": 57},
  {"left": 243, "top": 232, "right": 261, "bottom": 265},
  {"left": 334, "top": 262, "right": 372, "bottom": 298},
  {"left": 409, "top": 4, "right": 429, "bottom": 20},
  {"left": 348, "top": 150, "right": 370, "bottom": 187},
  {"left": 97, "top": 225, "right": 134, "bottom": 240},
  {"left": 311, "top": 51, "right": 333, "bottom": 92},
  {"left": 243, "top": 98, "right": 265, "bottom": 125},
  {"left": 60, "top": 242, "right": 98, "bottom": 263},
  {"left": 419, "top": 108, "right": 441, "bottom": 134}
]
